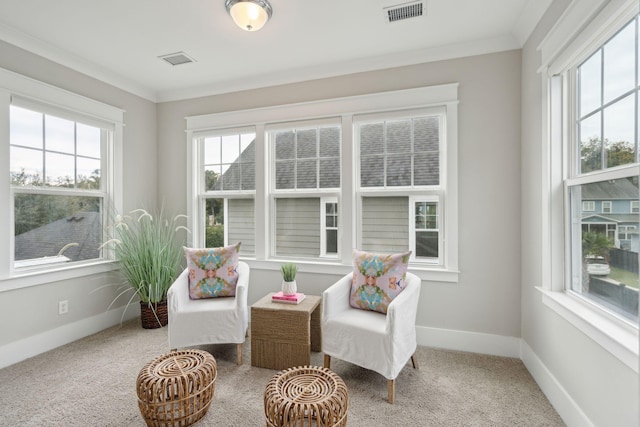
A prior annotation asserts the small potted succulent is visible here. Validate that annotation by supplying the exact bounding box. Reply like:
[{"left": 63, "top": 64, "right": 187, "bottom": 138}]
[{"left": 280, "top": 263, "right": 298, "bottom": 295}]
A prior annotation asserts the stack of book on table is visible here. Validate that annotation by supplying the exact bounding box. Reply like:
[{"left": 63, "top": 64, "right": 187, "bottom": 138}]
[{"left": 271, "top": 291, "right": 306, "bottom": 304}]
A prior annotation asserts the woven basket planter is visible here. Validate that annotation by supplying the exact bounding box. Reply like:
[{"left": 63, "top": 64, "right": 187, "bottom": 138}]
[
  {"left": 264, "top": 365, "right": 348, "bottom": 427},
  {"left": 140, "top": 301, "right": 168, "bottom": 329},
  {"left": 137, "top": 350, "right": 217, "bottom": 427}
]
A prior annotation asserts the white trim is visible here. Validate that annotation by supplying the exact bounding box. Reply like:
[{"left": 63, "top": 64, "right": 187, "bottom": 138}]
[
  {"left": 512, "top": 0, "right": 554, "bottom": 46},
  {"left": 415, "top": 325, "right": 521, "bottom": 358},
  {"left": 538, "top": 287, "right": 639, "bottom": 372},
  {"left": 0, "top": 304, "right": 138, "bottom": 369},
  {"left": 520, "top": 340, "right": 596, "bottom": 427}
]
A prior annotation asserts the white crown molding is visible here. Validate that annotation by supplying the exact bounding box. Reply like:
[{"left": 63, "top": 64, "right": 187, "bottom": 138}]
[
  {"left": 0, "top": 20, "right": 157, "bottom": 102},
  {"left": 511, "top": 0, "right": 553, "bottom": 46}
]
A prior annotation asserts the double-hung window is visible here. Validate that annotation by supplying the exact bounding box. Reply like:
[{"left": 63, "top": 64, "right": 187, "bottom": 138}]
[
  {"left": 269, "top": 120, "right": 341, "bottom": 259},
  {"left": 199, "top": 129, "right": 256, "bottom": 254},
  {"left": 0, "top": 70, "right": 123, "bottom": 285},
  {"left": 566, "top": 14, "right": 639, "bottom": 324},
  {"left": 355, "top": 109, "right": 444, "bottom": 265},
  {"left": 186, "top": 84, "right": 458, "bottom": 281},
  {"left": 541, "top": 0, "right": 639, "bottom": 367}
]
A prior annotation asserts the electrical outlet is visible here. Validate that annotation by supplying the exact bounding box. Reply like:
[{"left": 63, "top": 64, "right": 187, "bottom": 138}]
[{"left": 58, "top": 300, "right": 69, "bottom": 315}]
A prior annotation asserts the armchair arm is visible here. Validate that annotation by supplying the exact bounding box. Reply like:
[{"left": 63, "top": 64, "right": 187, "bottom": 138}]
[
  {"left": 386, "top": 272, "right": 421, "bottom": 336},
  {"left": 167, "top": 268, "right": 189, "bottom": 312},
  {"left": 322, "top": 272, "right": 353, "bottom": 322},
  {"left": 234, "top": 261, "right": 250, "bottom": 324}
]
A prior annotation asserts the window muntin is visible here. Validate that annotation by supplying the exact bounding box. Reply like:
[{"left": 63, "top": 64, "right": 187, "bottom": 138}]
[
  {"left": 568, "top": 15, "right": 640, "bottom": 325},
  {"left": 582, "top": 201, "right": 596, "bottom": 211},
  {"left": 356, "top": 110, "right": 444, "bottom": 264},
  {"left": 10, "top": 104, "right": 108, "bottom": 268},
  {"left": 321, "top": 198, "right": 338, "bottom": 257},
  {"left": 200, "top": 130, "right": 256, "bottom": 255}
]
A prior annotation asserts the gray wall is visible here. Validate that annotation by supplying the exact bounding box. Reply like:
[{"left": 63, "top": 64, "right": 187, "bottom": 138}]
[
  {"left": 520, "top": 1, "right": 639, "bottom": 426},
  {"left": 0, "top": 40, "right": 158, "bottom": 350},
  {"left": 157, "top": 49, "right": 523, "bottom": 339}
]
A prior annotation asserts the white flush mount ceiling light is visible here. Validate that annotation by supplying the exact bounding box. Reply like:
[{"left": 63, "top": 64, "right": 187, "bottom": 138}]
[{"left": 225, "top": 0, "right": 273, "bottom": 32}]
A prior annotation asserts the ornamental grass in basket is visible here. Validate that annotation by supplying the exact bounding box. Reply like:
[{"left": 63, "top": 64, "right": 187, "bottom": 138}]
[{"left": 101, "top": 208, "right": 189, "bottom": 328}]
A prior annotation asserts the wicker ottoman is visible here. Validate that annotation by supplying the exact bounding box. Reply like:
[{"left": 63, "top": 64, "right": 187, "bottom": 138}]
[
  {"left": 137, "top": 350, "right": 217, "bottom": 427},
  {"left": 264, "top": 365, "right": 348, "bottom": 427}
]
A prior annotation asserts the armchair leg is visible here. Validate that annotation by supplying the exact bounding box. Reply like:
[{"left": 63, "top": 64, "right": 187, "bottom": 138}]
[
  {"left": 387, "top": 379, "right": 396, "bottom": 404},
  {"left": 236, "top": 343, "right": 243, "bottom": 365},
  {"left": 324, "top": 354, "right": 331, "bottom": 369},
  {"left": 411, "top": 353, "right": 419, "bottom": 370}
]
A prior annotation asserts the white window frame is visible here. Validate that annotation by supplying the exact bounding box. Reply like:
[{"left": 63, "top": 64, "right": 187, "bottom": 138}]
[
  {"left": 195, "top": 127, "right": 257, "bottom": 251},
  {"left": 409, "top": 195, "right": 443, "bottom": 263},
  {"left": 320, "top": 197, "right": 339, "bottom": 258},
  {"left": 186, "top": 84, "right": 459, "bottom": 282},
  {"left": 601, "top": 200, "right": 612, "bottom": 214},
  {"left": 354, "top": 107, "right": 446, "bottom": 266},
  {"left": 538, "top": 0, "right": 639, "bottom": 372},
  {"left": 631, "top": 200, "right": 639, "bottom": 213},
  {"left": 0, "top": 68, "right": 123, "bottom": 291}
]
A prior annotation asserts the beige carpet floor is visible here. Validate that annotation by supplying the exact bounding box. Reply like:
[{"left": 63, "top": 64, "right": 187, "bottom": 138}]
[{"left": 0, "top": 319, "right": 564, "bottom": 426}]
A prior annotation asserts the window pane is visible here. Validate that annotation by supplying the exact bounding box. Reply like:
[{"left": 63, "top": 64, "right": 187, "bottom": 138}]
[
  {"left": 326, "top": 229, "right": 338, "bottom": 254},
  {"left": 14, "top": 194, "right": 102, "bottom": 262},
  {"left": 416, "top": 231, "right": 438, "bottom": 258},
  {"left": 603, "top": 94, "right": 635, "bottom": 168},
  {"left": 275, "top": 198, "right": 320, "bottom": 257},
  {"left": 205, "top": 198, "right": 224, "bottom": 247},
  {"left": 360, "top": 155, "right": 384, "bottom": 187},
  {"left": 414, "top": 116, "right": 439, "bottom": 152},
  {"left": 228, "top": 198, "right": 255, "bottom": 255},
  {"left": 10, "top": 147, "right": 43, "bottom": 186},
  {"left": 386, "top": 120, "right": 411, "bottom": 153},
  {"left": 319, "top": 158, "right": 340, "bottom": 188},
  {"left": 603, "top": 21, "right": 636, "bottom": 104},
  {"left": 414, "top": 152, "right": 439, "bottom": 186},
  {"left": 45, "top": 152, "right": 74, "bottom": 187},
  {"left": 77, "top": 157, "right": 100, "bottom": 189},
  {"left": 276, "top": 131, "right": 295, "bottom": 160},
  {"left": 204, "top": 137, "right": 222, "bottom": 165},
  {"left": 360, "top": 123, "right": 384, "bottom": 153},
  {"left": 297, "top": 129, "right": 317, "bottom": 159},
  {"left": 10, "top": 106, "right": 43, "bottom": 149},
  {"left": 45, "top": 115, "right": 74, "bottom": 154},
  {"left": 296, "top": 159, "right": 317, "bottom": 188},
  {"left": 579, "top": 51, "right": 602, "bottom": 117},
  {"left": 76, "top": 123, "right": 101, "bottom": 158},
  {"left": 570, "top": 177, "right": 639, "bottom": 323},
  {"left": 387, "top": 153, "right": 411, "bottom": 186},
  {"left": 361, "top": 196, "right": 409, "bottom": 253},
  {"left": 276, "top": 161, "right": 295, "bottom": 189},
  {"left": 580, "top": 112, "right": 602, "bottom": 173},
  {"left": 205, "top": 166, "right": 223, "bottom": 191},
  {"left": 222, "top": 162, "right": 240, "bottom": 190},
  {"left": 221, "top": 135, "right": 240, "bottom": 164},
  {"left": 319, "top": 127, "right": 340, "bottom": 157}
]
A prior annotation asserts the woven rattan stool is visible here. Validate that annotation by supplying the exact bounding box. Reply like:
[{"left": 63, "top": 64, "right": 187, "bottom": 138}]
[
  {"left": 264, "top": 365, "right": 348, "bottom": 427},
  {"left": 137, "top": 349, "right": 217, "bottom": 427}
]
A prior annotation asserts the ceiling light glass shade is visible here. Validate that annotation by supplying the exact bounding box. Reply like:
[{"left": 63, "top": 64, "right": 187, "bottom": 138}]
[{"left": 225, "top": 0, "right": 273, "bottom": 32}]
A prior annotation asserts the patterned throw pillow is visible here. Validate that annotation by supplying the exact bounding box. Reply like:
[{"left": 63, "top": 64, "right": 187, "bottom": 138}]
[
  {"left": 349, "top": 249, "right": 411, "bottom": 314},
  {"left": 184, "top": 242, "right": 241, "bottom": 299}
]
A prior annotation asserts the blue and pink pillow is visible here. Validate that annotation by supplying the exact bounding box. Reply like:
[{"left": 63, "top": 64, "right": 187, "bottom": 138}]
[
  {"left": 349, "top": 249, "right": 411, "bottom": 314},
  {"left": 184, "top": 242, "right": 241, "bottom": 299}
]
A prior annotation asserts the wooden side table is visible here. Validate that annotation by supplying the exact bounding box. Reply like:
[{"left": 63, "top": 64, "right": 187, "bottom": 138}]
[{"left": 251, "top": 293, "right": 321, "bottom": 370}]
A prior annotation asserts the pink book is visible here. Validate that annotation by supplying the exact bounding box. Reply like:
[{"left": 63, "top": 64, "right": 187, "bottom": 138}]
[{"left": 272, "top": 292, "right": 306, "bottom": 304}]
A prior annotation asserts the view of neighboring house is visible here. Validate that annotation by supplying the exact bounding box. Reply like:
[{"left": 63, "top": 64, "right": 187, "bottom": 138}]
[{"left": 582, "top": 177, "right": 640, "bottom": 252}]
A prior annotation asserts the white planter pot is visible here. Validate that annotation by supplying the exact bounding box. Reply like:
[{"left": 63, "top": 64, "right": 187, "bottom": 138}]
[{"left": 282, "top": 280, "right": 297, "bottom": 296}]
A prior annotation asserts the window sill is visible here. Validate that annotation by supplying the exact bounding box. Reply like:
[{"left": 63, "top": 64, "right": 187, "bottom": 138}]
[
  {"left": 0, "top": 260, "right": 120, "bottom": 293},
  {"left": 537, "top": 287, "right": 638, "bottom": 372},
  {"left": 243, "top": 258, "right": 459, "bottom": 283}
]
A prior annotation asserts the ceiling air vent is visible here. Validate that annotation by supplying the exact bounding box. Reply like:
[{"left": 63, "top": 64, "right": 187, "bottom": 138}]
[
  {"left": 158, "top": 52, "right": 196, "bottom": 66},
  {"left": 383, "top": 0, "right": 425, "bottom": 23}
]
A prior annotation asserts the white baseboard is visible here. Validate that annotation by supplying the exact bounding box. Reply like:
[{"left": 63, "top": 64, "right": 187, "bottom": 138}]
[
  {"left": 520, "top": 341, "right": 594, "bottom": 427},
  {"left": 0, "top": 307, "right": 139, "bottom": 370},
  {"left": 416, "top": 325, "right": 521, "bottom": 358}
]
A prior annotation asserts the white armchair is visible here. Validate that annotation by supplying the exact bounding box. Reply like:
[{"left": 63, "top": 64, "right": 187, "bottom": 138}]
[
  {"left": 321, "top": 271, "right": 421, "bottom": 403},
  {"left": 167, "top": 261, "right": 250, "bottom": 365}
]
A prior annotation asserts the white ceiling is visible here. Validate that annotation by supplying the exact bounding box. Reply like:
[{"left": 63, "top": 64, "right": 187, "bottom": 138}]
[{"left": 0, "top": 0, "right": 551, "bottom": 102}]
